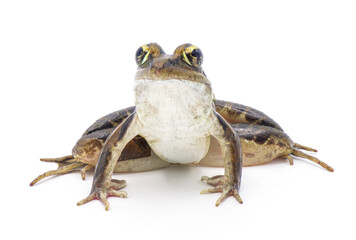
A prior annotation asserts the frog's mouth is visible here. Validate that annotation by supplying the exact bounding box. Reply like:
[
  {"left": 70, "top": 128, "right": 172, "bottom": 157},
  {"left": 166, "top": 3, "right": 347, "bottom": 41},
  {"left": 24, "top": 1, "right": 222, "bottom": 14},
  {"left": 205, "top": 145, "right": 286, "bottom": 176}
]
[{"left": 134, "top": 67, "right": 211, "bottom": 86}]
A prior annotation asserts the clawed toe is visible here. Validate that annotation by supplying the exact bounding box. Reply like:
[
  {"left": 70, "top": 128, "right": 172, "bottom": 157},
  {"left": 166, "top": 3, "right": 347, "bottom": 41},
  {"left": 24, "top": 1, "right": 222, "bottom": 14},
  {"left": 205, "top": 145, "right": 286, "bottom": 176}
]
[
  {"left": 201, "top": 175, "right": 242, "bottom": 206},
  {"left": 107, "top": 190, "right": 128, "bottom": 198},
  {"left": 77, "top": 179, "right": 127, "bottom": 210},
  {"left": 201, "top": 175, "right": 227, "bottom": 187},
  {"left": 200, "top": 186, "right": 223, "bottom": 194},
  {"left": 77, "top": 193, "right": 97, "bottom": 207},
  {"left": 80, "top": 165, "right": 94, "bottom": 180}
]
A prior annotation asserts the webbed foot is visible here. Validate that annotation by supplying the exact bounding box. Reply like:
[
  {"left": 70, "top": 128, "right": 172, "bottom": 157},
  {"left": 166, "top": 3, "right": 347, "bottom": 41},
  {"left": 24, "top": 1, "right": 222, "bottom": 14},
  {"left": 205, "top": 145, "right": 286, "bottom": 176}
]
[
  {"left": 77, "top": 179, "right": 127, "bottom": 210},
  {"left": 201, "top": 175, "right": 243, "bottom": 206}
]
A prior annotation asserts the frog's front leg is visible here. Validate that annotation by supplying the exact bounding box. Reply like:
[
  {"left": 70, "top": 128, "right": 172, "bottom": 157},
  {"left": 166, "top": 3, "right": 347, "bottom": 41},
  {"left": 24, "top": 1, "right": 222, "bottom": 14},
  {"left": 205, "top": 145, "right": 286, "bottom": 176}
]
[
  {"left": 77, "top": 111, "right": 141, "bottom": 210},
  {"left": 201, "top": 111, "right": 243, "bottom": 206}
]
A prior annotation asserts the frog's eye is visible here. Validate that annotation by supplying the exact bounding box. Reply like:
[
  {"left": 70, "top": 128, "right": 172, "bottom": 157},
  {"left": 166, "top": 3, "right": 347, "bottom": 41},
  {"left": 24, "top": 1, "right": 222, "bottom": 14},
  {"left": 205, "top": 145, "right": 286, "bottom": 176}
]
[
  {"left": 182, "top": 45, "right": 203, "bottom": 67},
  {"left": 135, "top": 44, "right": 151, "bottom": 66}
]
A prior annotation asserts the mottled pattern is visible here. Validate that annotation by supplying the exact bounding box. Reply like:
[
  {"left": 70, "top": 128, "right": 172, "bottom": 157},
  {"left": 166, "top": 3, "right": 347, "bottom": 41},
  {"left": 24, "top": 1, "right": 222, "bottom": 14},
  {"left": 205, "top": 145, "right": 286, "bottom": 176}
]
[
  {"left": 231, "top": 124, "right": 293, "bottom": 166},
  {"left": 198, "top": 123, "right": 294, "bottom": 168},
  {"left": 91, "top": 112, "right": 136, "bottom": 193},
  {"left": 214, "top": 99, "right": 283, "bottom": 131},
  {"left": 74, "top": 128, "right": 150, "bottom": 165},
  {"left": 231, "top": 123, "right": 290, "bottom": 146},
  {"left": 32, "top": 43, "right": 334, "bottom": 210},
  {"left": 215, "top": 112, "right": 242, "bottom": 188}
]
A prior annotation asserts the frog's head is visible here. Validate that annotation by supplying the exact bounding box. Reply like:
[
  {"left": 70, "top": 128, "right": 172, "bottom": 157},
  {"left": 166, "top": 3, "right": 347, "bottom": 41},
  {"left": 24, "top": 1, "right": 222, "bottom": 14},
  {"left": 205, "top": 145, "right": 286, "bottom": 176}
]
[{"left": 134, "top": 43, "right": 210, "bottom": 85}]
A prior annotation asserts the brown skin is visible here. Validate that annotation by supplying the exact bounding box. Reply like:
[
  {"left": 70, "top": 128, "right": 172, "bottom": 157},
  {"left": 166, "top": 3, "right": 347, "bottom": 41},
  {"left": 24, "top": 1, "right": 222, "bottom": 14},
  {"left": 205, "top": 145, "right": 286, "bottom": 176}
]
[
  {"left": 214, "top": 100, "right": 283, "bottom": 131},
  {"left": 200, "top": 111, "right": 243, "bottom": 206},
  {"left": 199, "top": 124, "right": 333, "bottom": 172},
  {"left": 77, "top": 44, "right": 244, "bottom": 209},
  {"left": 30, "top": 43, "right": 334, "bottom": 208},
  {"left": 135, "top": 43, "right": 209, "bottom": 84},
  {"left": 30, "top": 115, "right": 333, "bottom": 187}
]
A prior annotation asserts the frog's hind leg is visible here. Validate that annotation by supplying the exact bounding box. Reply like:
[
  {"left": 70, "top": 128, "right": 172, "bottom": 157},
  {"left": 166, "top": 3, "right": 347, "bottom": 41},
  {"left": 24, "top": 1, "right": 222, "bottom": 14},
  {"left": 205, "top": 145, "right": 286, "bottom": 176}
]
[
  {"left": 214, "top": 99, "right": 283, "bottom": 131},
  {"left": 29, "top": 155, "right": 89, "bottom": 186},
  {"left": 199, "top": 124, "right": 334, "bottom": 172}
]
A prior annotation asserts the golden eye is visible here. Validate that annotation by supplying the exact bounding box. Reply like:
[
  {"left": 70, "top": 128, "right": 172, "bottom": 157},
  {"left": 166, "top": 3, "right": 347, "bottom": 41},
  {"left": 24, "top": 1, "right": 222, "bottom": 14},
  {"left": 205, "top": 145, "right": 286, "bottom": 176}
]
[
  {"left": 182, "top": 45, "right": 203, "bottom": 67},
  {"left": 135, "top": 44, "right": 151, "bottom": 66}
]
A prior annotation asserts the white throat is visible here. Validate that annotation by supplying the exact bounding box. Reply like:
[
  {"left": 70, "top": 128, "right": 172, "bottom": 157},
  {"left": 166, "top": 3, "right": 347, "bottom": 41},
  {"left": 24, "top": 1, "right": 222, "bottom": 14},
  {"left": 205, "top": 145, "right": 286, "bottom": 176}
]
[{"left": 133, "top": 79, "right": 213, "bottom": 164}]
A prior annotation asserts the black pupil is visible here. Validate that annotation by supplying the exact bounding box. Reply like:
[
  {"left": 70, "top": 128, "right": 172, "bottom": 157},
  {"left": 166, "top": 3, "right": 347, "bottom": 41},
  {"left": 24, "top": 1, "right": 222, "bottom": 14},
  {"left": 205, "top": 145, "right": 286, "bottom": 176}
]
[
  {"left": 136, "top": 47, "right": 143, "bottom": 58},
  {"left": 191, "top": 49, "right": 201, "bottom": 58}
]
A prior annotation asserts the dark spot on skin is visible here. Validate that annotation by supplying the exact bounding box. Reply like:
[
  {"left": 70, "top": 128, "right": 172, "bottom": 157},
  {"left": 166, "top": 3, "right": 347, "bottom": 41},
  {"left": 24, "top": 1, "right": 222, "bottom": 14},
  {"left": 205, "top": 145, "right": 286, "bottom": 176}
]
[
  {"left": 245, "top": 111, "right": 259, "bottom": 123},
  {"left": 267, "top": 138, "right": 275, "bottom": 145},
  {"left": 244, "top": 153, "right": 255, "bottom": 158},
  {"left": 242, "top": 133, "right": 254, "bottom": 141},
  {"left": 257, "top": 118, "right": 270, "bottom": 126},
  {"left": 254, "top": 133, "right": 269, "bottom": 145},
  {"left": 277, "top": 141, "right": 286, "bottom": 148},
  {"left": 81, "top": 128, "right": 113, "bottom": 141},
  {"left": 265, "top": 153, "right": 272, "bottom": 159}
]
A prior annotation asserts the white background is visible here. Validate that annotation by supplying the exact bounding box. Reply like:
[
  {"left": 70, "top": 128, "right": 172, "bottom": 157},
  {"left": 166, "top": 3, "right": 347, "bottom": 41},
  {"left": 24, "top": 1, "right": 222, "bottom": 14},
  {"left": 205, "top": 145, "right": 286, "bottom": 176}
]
[{"left": 1, "top": 0, "right": 355, "bottom": 239}]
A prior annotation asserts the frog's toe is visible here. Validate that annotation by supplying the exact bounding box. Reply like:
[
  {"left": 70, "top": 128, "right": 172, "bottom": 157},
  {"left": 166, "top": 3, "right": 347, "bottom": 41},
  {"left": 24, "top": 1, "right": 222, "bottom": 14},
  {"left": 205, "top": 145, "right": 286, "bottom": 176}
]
[
  {"left": 201, "top": 175, "right": 243, "bottom": 206},
  {"left": 110, "top": 179, "right": 127, "bottom": 190},
  {"left": 77, "top": 179, "right": 127, "bottom": 210},
  {"left": 77, "top": 192, "right": 97, "bottom": 207},
  {"left": 285, "top": 155, "right": 294, "bottom": 165},
  {"left": 200, "top": 186, "right": 222, "bottom": 194},
  {"left": 201, "top": 175, "right": 227, "bottom": 186},
  {"left": 30, "top": 162, "right": 86, "bottom": 186},
  {"left": 291, "top": 148, "right": 334, "bottom": 172},
  {"left": 77, "top": 189, "right": 127, "bottom": 211},
  {"left": 80, "top": 165, "right": 94, "bottom": 180},
  {"left": 215, "top": 186, "right": 243, "bottom": 206}
]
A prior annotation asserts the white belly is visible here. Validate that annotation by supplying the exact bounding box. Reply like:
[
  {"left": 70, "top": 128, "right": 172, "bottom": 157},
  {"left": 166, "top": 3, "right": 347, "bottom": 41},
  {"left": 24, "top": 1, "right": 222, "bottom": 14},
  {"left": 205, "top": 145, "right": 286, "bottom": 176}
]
[{"left": 134, "top": 79, "right": 213, "bottom": 164}]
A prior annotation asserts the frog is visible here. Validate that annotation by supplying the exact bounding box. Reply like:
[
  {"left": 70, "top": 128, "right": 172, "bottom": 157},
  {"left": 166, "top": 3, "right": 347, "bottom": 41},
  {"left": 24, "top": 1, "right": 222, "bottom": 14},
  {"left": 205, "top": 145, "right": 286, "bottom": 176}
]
[{"left": 30, "top": 43, "right": 333, "bottom": 210}]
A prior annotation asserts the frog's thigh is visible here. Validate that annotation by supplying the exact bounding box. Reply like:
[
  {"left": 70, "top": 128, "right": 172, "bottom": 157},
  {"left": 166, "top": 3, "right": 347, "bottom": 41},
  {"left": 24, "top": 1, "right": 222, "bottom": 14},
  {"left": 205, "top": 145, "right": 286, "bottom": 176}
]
[
  {"left": 214, "top": 99, "right": 283, "bottom": 131},
  {"left": 198, "top": 127, "right": 293, "bottom": 167},
  {"left": 113, "top": 151, "right": 170, "bottom": 173}
]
